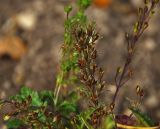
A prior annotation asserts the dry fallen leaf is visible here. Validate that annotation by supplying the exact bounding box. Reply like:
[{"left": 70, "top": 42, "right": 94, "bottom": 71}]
[{"left": 0, "top": 35, "right": 27, "bottom": 60}]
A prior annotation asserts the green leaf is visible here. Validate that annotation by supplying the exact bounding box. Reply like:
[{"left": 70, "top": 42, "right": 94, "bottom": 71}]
[
  {"left": 10, "top": 87, "right": 43, "bottom": 107},
  {"left": 79, "top": 108, "right": 95, "bottom": 119},
  {"left": 56, "top": 73, "right": 63, "bottom": 85},
  {"left": 9, "top": 87, "right": 30, "bottom": 101},
  {"left": 58, "top": 101, "right": 77, "bottom": 115},
  {"left": 39, "top": 90, "right": 54, "bottom": 104},
  {"left": 103, "top": 115, "right": 116, "bottom": 129},
  {"left": 77, "top": 108, "right": 95, "bottom": 129},
  {"left": 79, "top": 116, "right": 94, "bottom": 129},
  {"left": 129, "top": 107, "right": 155, "bottom": 127},
  {"left": 67, "top": 91, "right": 79, "bottom": 103},
  {"left": 31, "top": 91, "right": 43, "bottom": 106},
  {"left": 38, "top": 112, "right": 46, "bottom": 123},
  {"left": 20, "top": 86, "right": 32, "bottom": 96},
  {"left": 75, "top": 12, "right": 87, "bottom": 23},
  {"left": 77, "top": 0, "right": 91, "bottom": 10},
  {"left": 20, "top": 87, "right": 43, "bottom": 106},
  {"left": 6, "top": 119, "right": 23, "bottom": 129}
]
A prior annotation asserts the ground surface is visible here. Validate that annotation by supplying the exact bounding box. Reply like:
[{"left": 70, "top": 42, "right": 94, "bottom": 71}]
[{"left": 0, "top": 0, "right": 160, "bottom": 127}]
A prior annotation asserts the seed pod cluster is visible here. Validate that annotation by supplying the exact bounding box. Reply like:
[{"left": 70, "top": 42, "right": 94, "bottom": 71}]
[
  {"left": 136, "top": 85, "right": 145, "bottom": 98},
  {"left": 73, "top": 24, "right": 109, "bottom": 127}
]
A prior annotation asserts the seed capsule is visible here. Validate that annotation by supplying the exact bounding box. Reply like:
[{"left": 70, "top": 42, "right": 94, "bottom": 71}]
[
  {"left": 110, "top": 103, "right": 115, "bottom": 111},
  {"left": 3, "top": 114, "right": 10, "bottom": 121},
  {"left": 136, "top": 85, "right": 141, "bottom": 93}
]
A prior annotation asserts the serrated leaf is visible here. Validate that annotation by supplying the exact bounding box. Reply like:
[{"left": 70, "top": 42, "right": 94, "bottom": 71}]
[
  {"left": 10, "top": 86, "right": 43, "bottom": 107},
  {"left": 31, "top": 91, "right": 43, "bottom": 106},
  {"left": 10, "top": 86, "right": 32, "bottom": 101},
  {"left": 20, "top": 86, "right": 32, "bottom": 97}
]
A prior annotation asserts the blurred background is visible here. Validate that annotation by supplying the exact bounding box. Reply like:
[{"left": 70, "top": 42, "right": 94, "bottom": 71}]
[{"left": 0, "top": 0, "right": 159, "bottom": 128}]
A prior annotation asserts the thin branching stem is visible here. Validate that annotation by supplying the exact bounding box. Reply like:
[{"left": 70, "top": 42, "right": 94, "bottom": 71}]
[{"left": 112, "top": 0, "right": 160, "bottom": 108}]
